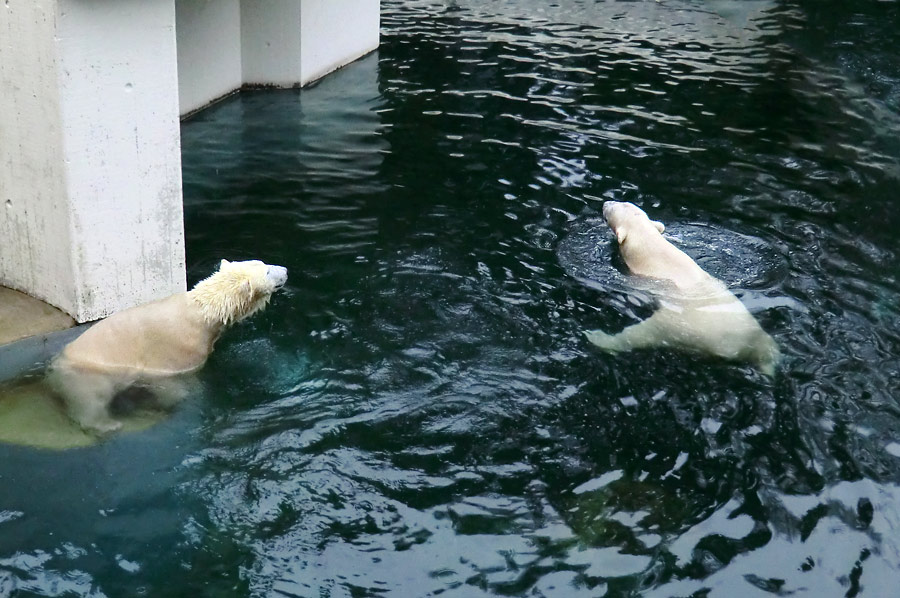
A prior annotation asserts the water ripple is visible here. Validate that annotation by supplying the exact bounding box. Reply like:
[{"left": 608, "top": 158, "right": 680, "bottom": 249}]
[{"left": 4, "top": 0, "right": 900, "bottom": 596}]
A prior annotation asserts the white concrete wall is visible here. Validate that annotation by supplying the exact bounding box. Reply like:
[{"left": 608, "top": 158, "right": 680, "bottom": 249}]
[
  {"left": 240, "top": 0, "right": 303, "bottom": 87},
  {"left": 0, "top": 0, "right": 77, "bottom": 315},
  {"left": 57, "top": 0, "right": 186, "bottom": 321},
  {"left": 176, "top": 0, "right": 380, "bottom": 115},
  {"left": 1, "top": 0, "right": 379, "bottom": 323},
  {"left": 175, "top": 0, "right": 243, "bottom": 116},
  {"left": 299, "top": 0, "right": 380, "bottom": 86},
  {"left": 0, "top": 0, "right": 186, "bottom": 322}
]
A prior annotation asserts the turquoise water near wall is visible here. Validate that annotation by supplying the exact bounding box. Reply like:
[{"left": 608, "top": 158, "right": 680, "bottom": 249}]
[{"left": 3, "top": 1, "right": 900, "bottom": 596}]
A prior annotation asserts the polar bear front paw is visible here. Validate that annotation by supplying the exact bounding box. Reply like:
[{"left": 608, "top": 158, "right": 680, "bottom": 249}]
[
  {"left": 584, "top": 329, "right": 622, "bottom": 353},
  {"left": 68, "top": 401, "right": 123, "bottom": 435},
  {"left": 86, "top": 417, "right": 124, "bottom": 435}
]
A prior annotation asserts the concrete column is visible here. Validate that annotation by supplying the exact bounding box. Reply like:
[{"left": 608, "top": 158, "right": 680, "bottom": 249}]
[
  {"left": 175, "top": 0, "right": 243, "bottom": 116},
  {"left": 240, "top": 0, "right": 304, "bottom": 87},
  {"left": 1, "top": 0, "right": 186, "bottom": 323},
  {"left": 178, "top": 0, "right": 381, "bottom": 115},
  {"left": 2, "top": 0, "right": 379, "bottom": 325},
  {"left": 297, "top": 0, "right": 380, "bottom": 86}
]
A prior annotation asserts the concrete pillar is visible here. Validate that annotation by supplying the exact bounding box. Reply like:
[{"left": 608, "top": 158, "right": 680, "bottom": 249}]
[
  {"left": 297, "top": 0, "right": 380, "bottom": 86},
  {"left": 175, "top": 0, "right": 242, "bottom": 116},
  {"left": 1, "top": 0, "right": 379, "bottom": 325},
  {"left": 178, "top": 0, "right": 381, "bottom": 115},
  {"left": 0, "top": 0, "right": 186, "bottom": 323},
  {"left": 240, "top": 0, "right": 304, "bottom": 87}
]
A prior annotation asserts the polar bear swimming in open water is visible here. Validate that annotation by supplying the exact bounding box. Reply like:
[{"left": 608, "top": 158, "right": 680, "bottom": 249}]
[{"left": 584, "top": 201, "right": 779, "bottom": 376}]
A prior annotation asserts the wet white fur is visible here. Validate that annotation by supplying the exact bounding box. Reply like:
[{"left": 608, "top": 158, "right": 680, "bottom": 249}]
[
  {"left": 585, "top": 202, "right": 779, "bottom": 375},
  {"left": 48, "top": 259, "right": 287, "bottom": 433},
  {"left": 190, "top": 259, "right": 287, "bottom": 326}
]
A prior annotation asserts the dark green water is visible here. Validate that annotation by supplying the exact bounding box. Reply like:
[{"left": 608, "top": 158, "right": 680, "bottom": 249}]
[{"left": 3, "top": 1, "right": 900, "bottom": 596}]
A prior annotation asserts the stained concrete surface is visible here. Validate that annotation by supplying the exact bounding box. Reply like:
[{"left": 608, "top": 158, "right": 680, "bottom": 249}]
[{"left": 0, "top": 286, "right": 75, "bottom": 346}]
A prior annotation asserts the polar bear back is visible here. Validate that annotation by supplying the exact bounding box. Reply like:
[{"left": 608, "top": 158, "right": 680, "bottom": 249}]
[
  {"left": 621, "top": 231, "right": 710, "bottom": 289},
  {"left": 655, "top": 284, "right": 772, "bottom": 354},
  {"left": 58, "top": 293, "right": 218, "bottom": 377}
]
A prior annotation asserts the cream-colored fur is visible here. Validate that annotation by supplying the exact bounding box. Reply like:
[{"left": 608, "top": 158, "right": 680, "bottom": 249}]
[
  {"left": 585, "top": 202, "right": 779, "bottom": 376},
  {"left": 48, "top": 259, "right": 287, "bottom": 433}
]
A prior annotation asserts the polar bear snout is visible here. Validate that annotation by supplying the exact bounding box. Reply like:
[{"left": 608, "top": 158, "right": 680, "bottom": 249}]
[
  {"left": 602, "top": 200, "right": 641, "bottom": 231},
  {"left": 602, "top": 200, "right": 626, "bottom": 221},
  {"left": 602, "top": 200, "right": 646, "bottom": 223},
  {"left": 266, "top": 265, "right": 288, "bottom": 290},
  {"left": 602, "top": 201, "right": 665, "bottom": 240}
]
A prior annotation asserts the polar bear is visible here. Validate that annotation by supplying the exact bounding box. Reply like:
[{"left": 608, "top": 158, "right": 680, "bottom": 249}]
[
  {"left": 584, "top": 201, "right": 779, "bottom": 376},
  {"left": 47, "top": 259, "right": 288, "bottom": 433}
]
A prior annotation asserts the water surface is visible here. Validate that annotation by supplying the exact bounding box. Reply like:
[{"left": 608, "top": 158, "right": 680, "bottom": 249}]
[{"left": 3, "top": 1, "right": 900, "bottom": 596}]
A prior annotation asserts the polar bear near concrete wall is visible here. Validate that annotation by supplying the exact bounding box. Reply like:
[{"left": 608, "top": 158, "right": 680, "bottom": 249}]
[
  {"left": 585, "top": 201, "right": 779, "bottom": 376},
  {"left": 48, "top": 259, "right": 288, "bottom": 433}
]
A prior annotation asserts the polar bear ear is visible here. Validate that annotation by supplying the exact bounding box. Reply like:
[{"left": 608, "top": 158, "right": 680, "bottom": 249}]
[
  {"left": 616, "top": 227, "right": 628, "bottom": 244},
  {"left": 219, "top": 259, "right": 231, "bottom": 270},
  {"left": 652, "top": 220, "right": 665, "bottom": 233}
]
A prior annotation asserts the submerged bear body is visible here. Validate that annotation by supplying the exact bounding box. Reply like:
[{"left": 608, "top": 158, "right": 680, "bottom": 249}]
[{"left": 585, "top": 201, "right": 779, "bottom": 375}]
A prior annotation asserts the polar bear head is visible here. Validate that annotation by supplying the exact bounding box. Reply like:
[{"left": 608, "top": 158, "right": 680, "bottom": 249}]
[
  {"left": 602, "top": 201, "right": 666, "bottom": 245},
  {"left": 189, "top": 259, "right": 288, "bottom": 326}
]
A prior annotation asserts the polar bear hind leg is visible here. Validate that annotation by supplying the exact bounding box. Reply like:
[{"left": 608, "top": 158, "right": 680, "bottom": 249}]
[
  {"left": 585, "top": 311, "right": 674, "bottom": 353},
  {"left": 148, "top": 376, "right": 198, "bottom": 409},
  {"left": 48, "top": 366, "right": 123, "bottom": 434},
  {"left": 584, "top": 329, "right": 622, "bottom": 352},
  {"left": 587, "top": 311, "right": 780, "bottom": 377},
  {"left": 744, "top": 331, "right": 780, "bottom": 377}
]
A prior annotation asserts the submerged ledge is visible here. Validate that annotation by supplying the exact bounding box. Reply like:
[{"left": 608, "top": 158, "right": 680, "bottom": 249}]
[
  {"left": 0, "top": 326, "right": 87, "bottom": 384},
  {"left": 0, "top": 287, "right": 86, "bottom": 383}
]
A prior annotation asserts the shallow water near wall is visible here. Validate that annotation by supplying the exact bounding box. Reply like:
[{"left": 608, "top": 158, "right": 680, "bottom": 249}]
[{"left": 3, "top": 0, "right": 900, "bottom": 596}]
